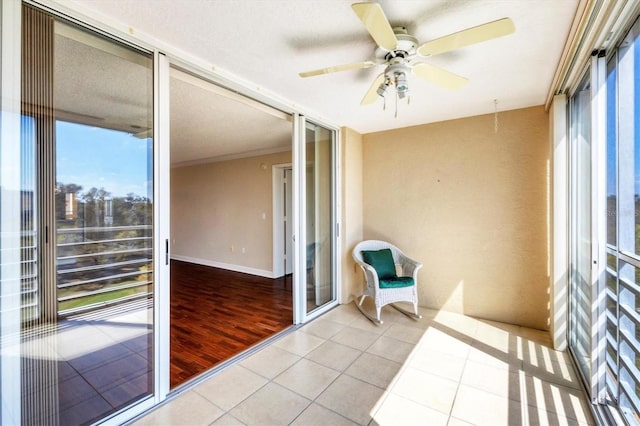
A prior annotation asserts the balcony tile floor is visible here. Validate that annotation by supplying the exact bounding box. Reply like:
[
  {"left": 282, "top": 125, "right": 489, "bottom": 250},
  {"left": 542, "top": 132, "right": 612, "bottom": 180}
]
[
  {"left": 16, "top": 300, "right": 153, "bottom": 425},
  {"left": 135, "top": 302, "right": 595, "bottom": 426}
]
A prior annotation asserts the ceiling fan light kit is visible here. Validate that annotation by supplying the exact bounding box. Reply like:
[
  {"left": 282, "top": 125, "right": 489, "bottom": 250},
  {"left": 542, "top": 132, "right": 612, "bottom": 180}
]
[{"left": 299, "top": 2, "right": 516, "bottom": 115}]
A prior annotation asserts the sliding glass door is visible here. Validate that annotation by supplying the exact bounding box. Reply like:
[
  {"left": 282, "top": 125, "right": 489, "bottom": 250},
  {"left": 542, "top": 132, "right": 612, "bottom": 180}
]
[{"left": 13, "top": 6, "right": 157, "bottom": 424}]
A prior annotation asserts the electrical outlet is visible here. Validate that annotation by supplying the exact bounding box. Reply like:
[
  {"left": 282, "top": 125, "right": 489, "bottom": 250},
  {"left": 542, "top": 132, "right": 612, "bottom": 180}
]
[
  {"left": 242, "top": 247, "right": 246, "bottom": 254},
  {"left": 231, "top": 245, "right": 235, "bottom": 252}
]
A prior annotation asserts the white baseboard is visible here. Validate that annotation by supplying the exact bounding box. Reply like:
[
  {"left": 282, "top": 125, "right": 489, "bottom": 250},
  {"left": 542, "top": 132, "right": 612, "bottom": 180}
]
[{"left": 170, "top": 254, "right": 276, "bottom": 279}]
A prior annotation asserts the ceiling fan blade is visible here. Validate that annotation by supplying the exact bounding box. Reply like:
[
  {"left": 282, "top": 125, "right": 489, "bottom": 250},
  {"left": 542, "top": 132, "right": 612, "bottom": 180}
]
[
  {"left": 351, "top": 2, "right": 397, "bottom": 51},
  {"left": 299, "top": 60, "right": 375, "bottom": 78},
  {"left": 412, "top": 63, "right": 468, "bottom": 90},
  {"left": 361, "top": 73, "right": 385, "bottom": 105},
  {"left": 417, "top": 18, "right": 515, "bottom": 57}
]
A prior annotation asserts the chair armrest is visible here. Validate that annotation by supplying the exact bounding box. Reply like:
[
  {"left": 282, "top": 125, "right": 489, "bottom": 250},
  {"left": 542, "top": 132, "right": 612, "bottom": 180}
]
[
  {"left": 398, "top": 253, "right": 423, "bottom": 279},
  {"left": 354, "top": 259, "right": 381, "bottom": 291}
]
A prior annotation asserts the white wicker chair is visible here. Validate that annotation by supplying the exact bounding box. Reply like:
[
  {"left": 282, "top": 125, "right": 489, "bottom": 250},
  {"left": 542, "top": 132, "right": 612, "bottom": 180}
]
[{"left": 352, "top": 240, "right": 423, "bottom": 324}]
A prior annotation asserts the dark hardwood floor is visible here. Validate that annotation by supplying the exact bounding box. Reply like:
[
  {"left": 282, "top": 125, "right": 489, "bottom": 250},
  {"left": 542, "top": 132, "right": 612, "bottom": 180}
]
[{"left": 170, "top": 260, "right": 293, "bottom": 387}]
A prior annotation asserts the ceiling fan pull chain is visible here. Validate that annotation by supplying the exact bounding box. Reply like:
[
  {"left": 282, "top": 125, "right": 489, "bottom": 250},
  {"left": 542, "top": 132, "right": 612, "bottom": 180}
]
[
  {"left": 394, "top": 91, "right": 398, "bottom": 118},
  {"left": 494, "top": 99, "right": 499, "bottom": 133},
  {"left": 383, "top": 96, "right": 386, "bottom": 111}
]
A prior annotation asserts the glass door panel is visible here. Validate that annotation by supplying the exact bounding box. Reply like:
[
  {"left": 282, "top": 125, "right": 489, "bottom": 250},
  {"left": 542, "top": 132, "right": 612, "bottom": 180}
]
[
  {"left": 569, "top": 74, "right": 593, "bottom": 382},
  {"left": 304, "top": 122, "right": 336, "bottom": 315},
  {"left": 19, "top": 7, "right": 155, "bottom": 425}
]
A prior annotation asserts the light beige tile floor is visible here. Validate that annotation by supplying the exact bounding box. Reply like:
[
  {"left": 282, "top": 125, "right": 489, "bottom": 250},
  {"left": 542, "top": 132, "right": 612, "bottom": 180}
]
[{"left": 135, "top": 302, "right": 595, "bottom": 426}]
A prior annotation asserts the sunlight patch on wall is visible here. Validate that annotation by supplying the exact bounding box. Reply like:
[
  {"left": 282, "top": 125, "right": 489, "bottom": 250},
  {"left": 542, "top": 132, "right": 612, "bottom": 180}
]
[{"left": 441, "top": 280, "right": 464, "bottom": 314}]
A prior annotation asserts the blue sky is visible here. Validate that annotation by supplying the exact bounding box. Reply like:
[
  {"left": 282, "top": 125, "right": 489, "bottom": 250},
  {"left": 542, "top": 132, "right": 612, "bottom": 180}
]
[{"left": 56, "top": 121, "right": 152, "bottom": 198}]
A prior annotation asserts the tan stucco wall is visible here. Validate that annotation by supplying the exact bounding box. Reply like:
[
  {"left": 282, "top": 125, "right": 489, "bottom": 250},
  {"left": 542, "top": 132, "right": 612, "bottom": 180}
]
[
  {"left": 362, "top": 106, "right": 550, "bottom": 330},
  {"left": 171, "top": 151, "right": 292, "bottom": 273},
  {"left": 340, "top": 127, "right": 364, "bottom": 303}
]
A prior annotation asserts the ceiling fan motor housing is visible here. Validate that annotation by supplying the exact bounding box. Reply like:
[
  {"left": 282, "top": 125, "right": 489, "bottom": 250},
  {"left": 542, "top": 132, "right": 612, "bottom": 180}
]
[
  {"left": 375, "top": 28, "right": 419, "bottom": 62},
  {"left": 372, "top": 27, "right": 417, "bottom": 100}
]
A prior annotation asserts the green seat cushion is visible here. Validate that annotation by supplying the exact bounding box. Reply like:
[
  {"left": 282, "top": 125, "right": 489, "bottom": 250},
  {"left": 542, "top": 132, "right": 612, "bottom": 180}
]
[
  {"left": 379, "top": 276, "right": 414, "bottom": 289},
  {"left": 361, "top": 248, "right": 397, "bottom": 280}
]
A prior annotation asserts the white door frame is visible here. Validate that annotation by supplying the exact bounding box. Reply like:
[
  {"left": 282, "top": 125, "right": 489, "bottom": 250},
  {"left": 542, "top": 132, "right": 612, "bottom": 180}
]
[
  {"left": 153, "top": 51, "right": 171, "bottom": 403},
  {"left": 272, "top": 163, "right": 293, "bottom": 278}
]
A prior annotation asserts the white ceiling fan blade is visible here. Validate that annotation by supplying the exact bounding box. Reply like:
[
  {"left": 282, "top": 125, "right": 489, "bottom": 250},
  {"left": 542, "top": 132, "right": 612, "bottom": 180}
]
[
  {"left": 412, "top": 63, "right": 468, "bottom": 90},
  {"left": 417, "top": 18, "right": 515, "bottom": 57},
  {"left": 351, "top": 2, "right": 398, "bottom": 51},
  {"left": 299, "top": 60, "right": 375, "bottom": 78},
  {"left": 361, "top": 73, "right": 385, "bottom": 105}
]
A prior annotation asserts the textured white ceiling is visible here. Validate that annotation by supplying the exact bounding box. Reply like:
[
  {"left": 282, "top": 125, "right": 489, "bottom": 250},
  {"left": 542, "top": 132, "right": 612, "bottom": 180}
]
[
  {"left": 61, "top": 0, "right": 578, "bottom": 134},
  {"left": 55, "top": 23, "right": 153, "bottom": 133},
  {"left": 170, "top": 70, "right": 292, "bottom": 166}
]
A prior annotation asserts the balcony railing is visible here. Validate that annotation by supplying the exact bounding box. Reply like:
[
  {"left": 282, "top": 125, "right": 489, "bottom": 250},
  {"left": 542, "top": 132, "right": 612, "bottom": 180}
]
[
  {"left": 21, "top": 230, "right": 39, "bottom": 322},
  {"left": 56, "top": 225, "right": 153, "bottom": 316}
]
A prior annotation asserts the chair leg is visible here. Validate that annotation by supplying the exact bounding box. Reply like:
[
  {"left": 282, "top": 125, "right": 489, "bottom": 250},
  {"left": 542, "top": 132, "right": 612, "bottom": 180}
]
[
  {"left": 376, "top": 306, "right": 382, "bottom": 322},
  {"left": 354, "top": 296, "right": 383, "bottom": 325},
  {"left": 390, "top": 303, "right": 422, "bottom": 321}
]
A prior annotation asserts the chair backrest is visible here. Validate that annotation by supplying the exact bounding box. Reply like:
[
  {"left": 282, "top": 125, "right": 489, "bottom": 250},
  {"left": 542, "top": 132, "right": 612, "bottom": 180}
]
[{"left": 352, "top": 240, "right": 403, "bottom": 265}]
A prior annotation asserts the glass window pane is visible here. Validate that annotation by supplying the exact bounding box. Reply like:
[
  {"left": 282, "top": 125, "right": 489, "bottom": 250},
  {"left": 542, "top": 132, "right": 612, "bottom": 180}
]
[
  {"left": 607, "top": 339, "right": 618, "bottom": 364},
  {"left": 607, "top": 270, "right": 618, "bottom": 295},
  {"left": 618, "top": 17, "right": 640, "bottom": 257},
  {"left": 617, "top": 18, "right": 640, "bottom": 422},
  {"left": 618, "top": 260, "right": 640, "bottom": 421}
]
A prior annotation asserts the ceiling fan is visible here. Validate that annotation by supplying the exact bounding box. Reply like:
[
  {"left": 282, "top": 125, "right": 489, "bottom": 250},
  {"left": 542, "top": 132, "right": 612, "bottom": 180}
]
[{"left": 299, "top": 2, "right": 515, "bottom": 106}]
